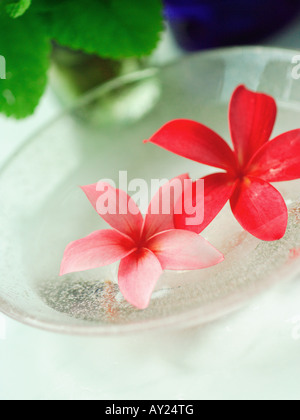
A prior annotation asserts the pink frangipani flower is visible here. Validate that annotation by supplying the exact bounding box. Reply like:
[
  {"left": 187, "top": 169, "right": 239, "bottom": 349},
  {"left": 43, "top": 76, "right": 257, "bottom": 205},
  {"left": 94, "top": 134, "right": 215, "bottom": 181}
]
[
  {"left": 60, "top": 175, "right": 224, "bottom": 309},
  {"left": 146, "top": 85, "right": 300, "bottom": 241}
]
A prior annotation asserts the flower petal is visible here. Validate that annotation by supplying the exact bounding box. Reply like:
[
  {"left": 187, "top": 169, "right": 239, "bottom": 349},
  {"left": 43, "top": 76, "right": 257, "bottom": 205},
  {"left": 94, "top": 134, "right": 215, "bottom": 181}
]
[
  {"left": 147, "top": 230, "right": 224, "bottom": 270},
  {"left": 247, "top": 129, "right": 300, "bottom": 182},
  {"left": 60, "top": 230, "right": 136, "bottom": 276},
  {"left": 230, "top": 177, "right": 288, "bottom": 241},
  {"left": 81, "top": 182, "right": 144, "bottom": 241},
  {"left": 118, "top": 248, "right": 163, "bottom": 310},
  {"left": 143, "top": 173, "right": 191, "bottom": 239},
  {"left": 146, "top": 119, "right": 237, "bottom": 172},
  {"left": 174, "top": 173, "right": 236, "bottom": 234},
  {"left": 229, "top": 85, "right": 277, "bottom": 166}
]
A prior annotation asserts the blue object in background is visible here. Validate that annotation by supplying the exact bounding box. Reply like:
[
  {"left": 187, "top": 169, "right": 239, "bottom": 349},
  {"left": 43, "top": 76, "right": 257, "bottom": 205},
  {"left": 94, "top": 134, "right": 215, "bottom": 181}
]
[{"left": 164, "top": 0, "right": 300, "bottom": 50}]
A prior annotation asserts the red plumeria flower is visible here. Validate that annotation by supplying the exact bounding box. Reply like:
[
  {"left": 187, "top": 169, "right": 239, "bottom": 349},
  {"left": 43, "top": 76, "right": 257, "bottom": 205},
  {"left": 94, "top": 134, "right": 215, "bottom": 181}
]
[
  {"left": 146, "top": 85, "right": 300, "bottom": 241},
  {"left": 60, "top": 175, "right": 223, "bottom": 309}
]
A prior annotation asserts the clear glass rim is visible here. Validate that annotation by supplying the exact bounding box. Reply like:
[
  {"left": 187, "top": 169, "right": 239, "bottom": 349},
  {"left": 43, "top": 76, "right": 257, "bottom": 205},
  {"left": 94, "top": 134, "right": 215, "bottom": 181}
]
[
  {"left": 2, "top": 44, "right": 299, "bottom": 173},
  {"left": 1, "top": 45, "right": 300, "bottom": 336}
]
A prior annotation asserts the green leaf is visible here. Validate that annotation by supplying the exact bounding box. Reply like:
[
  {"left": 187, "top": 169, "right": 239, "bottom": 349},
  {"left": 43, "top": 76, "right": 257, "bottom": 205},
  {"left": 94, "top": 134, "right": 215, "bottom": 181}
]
[
  {"left": 0, "top": 11, "right": 50, "bottom": 118},
  {"left": 5, "top": 0, "right": 32, "bottom": 18},
  {"left": 42, "top": 0, "right": 163, "bottom": 59},
  {"left": 30, "top": 0, "right": 70, "bottom": 13}
]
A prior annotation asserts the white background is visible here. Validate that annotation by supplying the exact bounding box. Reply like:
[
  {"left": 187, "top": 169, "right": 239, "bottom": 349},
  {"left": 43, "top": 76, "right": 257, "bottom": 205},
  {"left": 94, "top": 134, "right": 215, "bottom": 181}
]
[{"left": 0, "top": 20, "right": 300, "bottom": 400}]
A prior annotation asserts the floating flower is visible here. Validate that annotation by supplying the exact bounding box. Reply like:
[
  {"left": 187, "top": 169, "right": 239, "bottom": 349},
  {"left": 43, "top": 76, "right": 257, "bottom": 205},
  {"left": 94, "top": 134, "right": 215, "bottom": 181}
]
[
  {"left": 60, "top": 175, "right": 223, "bottom": 309},
  {"left": 146, "top": 85, "right": 300, "bottom": 241}
]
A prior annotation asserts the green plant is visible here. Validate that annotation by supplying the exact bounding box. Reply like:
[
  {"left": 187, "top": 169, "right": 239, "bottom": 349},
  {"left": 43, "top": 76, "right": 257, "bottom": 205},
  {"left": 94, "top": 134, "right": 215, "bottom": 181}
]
[{"left": 0, "top": 0, "right": 163, "bottom": 118}]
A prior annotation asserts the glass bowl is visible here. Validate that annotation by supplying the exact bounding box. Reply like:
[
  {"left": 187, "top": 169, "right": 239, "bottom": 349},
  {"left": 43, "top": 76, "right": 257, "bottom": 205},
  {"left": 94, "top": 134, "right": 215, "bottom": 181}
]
[{"left": 0, "top": 46, "right": 300, "bottom": 336}]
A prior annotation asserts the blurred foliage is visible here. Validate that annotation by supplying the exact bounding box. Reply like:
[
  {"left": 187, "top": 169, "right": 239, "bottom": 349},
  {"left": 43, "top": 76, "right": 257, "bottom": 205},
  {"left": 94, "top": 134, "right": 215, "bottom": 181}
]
[
  {"left": 0, "top": 0, "right": 163, "bottom": 118},
  {"left": 5, "top": 0, "right": 32, "bottom": 18}
]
